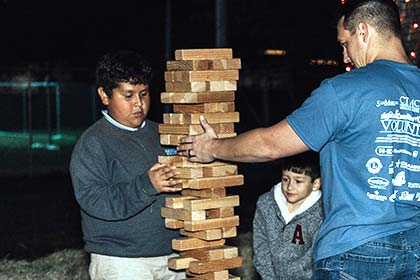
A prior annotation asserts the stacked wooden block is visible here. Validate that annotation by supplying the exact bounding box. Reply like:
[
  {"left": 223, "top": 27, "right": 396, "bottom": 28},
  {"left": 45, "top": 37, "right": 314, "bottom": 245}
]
[{"left": 159, "top": 48, "right": 244, "bottom": 279}]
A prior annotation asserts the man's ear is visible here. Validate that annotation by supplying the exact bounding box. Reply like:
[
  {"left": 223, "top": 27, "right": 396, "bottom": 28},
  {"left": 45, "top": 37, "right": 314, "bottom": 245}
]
[
  {"left": 357, "top": 22, "right": 369, "bottom": 43},
  {"left": 312, "top": 178, "right": 321, "bottom": 191},
  {"left": 98, "top": 87, "right": 109, "bottom": 106}
]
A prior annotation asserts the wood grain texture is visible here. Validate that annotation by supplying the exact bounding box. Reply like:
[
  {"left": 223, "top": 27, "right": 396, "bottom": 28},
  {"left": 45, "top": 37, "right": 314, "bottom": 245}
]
[
  {"left": 181, "top": 175, "right": 244, "bottom": 190},
  {"left": 163, "top": 112, "right": 239, "bottom": 125},
  {"left": 175, "top": 49, "right": 232, "bottom": 60},
  {"left": 181, "top": 188, "right": 226, "bottom": 198},
  {"left": 188, "top": 256, "right": 243, "bottom": 274},
  {"left": 179, "top": 228, "right": 223, "bottom": 241},
  {"left": 172, "top": 237, "right": 225, "bottom": 251},
  {"left": 161, "top": 91, "right": 235, "bottom": 104},
  {"left": 167, "top": 58, "right": 241, "bottom": 71},
  {"left": 165, "top": 80, "right": 237, "bottom": 92},
  {"left": 183, "top": 216, "right": 239, "bottom": 231},
  {"left": 172, "top": 102, "right": 235, "bottom": 113},
  {"left": 183, "top": 196, "right": 239, "bottom": 211},
  {"left": 158, "top": 123, "right": 234, "bottom": 135},
  {"left": 165, "top": 70, "right": 239, "bottom": 82}
]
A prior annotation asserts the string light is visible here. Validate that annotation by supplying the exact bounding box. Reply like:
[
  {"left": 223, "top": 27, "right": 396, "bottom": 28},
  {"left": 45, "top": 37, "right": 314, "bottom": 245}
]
[
  {"left": 412, "top": 22, "right": 419, "bottom": 30},
  {"left": 410, "top": 51, "right": 417, "bottom": 59}
]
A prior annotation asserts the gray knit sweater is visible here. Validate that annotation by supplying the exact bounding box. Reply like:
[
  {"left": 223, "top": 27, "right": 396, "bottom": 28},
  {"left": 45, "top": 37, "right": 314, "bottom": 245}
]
[
  {"left": 253, "top": 183, "right": 323, "bottom": 280},
  {"left": 70, "top": 117, "right": 179, "bottom": 257}
]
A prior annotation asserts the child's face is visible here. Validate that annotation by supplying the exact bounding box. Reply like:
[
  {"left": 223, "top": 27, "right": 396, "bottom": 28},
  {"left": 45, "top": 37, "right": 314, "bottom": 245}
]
[
  {"left": 281, "top": 170, "right": 319, "bottom": 211},
  {"left": 98, "top": 82, "right": 150, "bottom": 128}
]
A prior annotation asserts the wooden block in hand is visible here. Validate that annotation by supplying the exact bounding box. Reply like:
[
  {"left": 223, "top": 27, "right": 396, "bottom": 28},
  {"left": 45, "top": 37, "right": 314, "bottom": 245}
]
[
  {"left": 172, "top": 237, "right": 225, "bottom": 251},
  {"left": 159, "top": 123, "right": 234, "bottom": 136},
  {"left": 182, "top": 188, "right": 226, "bottom": 198},
  {"left": 159, "top": 155, "right": 226, "bottom": 168},
  {"left": 175, "top": 48, "right": 232, "bottom": 60},
  {"left": 166, "top": 58, "right": 241, "bottom": 71},
  {"left": 184, "top": 216, "right": 239, "bottom": 231},
  {"left": 161, "top": 91, "right": 235, "bottom": 104},
  {"left": 163, "top": 112, "right": 239, "bottom": 125},
  {"left": 160, "top": 133, "right": 236, "bottom": 146},
  {"left": 173, "top": 102, "right": 235, "bottom": 113},
  {"left": 165, "top": 80, "right": 236, "bottom": 92},
  {"left": 183, "top": 195, "right": 239, "bottom": 211},
  {"left": 188, "top": 256, "right": 243, "bottom": 274}
]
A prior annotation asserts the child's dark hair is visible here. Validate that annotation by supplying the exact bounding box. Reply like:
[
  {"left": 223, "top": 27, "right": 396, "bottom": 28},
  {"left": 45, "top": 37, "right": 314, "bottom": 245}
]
[
  {"left": 283, "top": 151, "right": 320, "bottom": 182},
  {"left": 96, "top": 50, "right": 153, "bottom": 97}
]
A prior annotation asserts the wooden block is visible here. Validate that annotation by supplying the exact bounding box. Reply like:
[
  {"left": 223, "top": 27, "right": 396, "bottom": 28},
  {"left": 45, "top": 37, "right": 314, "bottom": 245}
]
[
  {"left": 181, "top": 246, "right": 237, "bottom": 262},
  {"left": 222, "top": 227, "right": 237, "bottom": 238},
  {"left": 183, "top": 196, "right": 239, "bottom": 211},
  {"left": 181, "top": 175, "right": 244, "bottom": 190},
  {"left": 206, "top": 207, "right": 234, "bottom": 219},
  {"left": 184, "top": 216, "right": 240, "bottom": 231},
  {"left": 165, "top": 81, "right": 237, "bottom": 92},
  {"left": 161, "top": 207, "right": 206, "bottom": 221},
  {"left": 167, "top": 58, "right": 241, "bottom": 71},
  {"left": 181, "top": 247, "right": 224, "bottom": 261},
  {"left": 175, "top": 165, "right": 238, "bottom": 179},
  {"left": 222, "top": 246, "right": 239, "bottom": 259},
  {"left": 172, "top": 237, "right": 225, "bottom": 251},
  {"left": 182, "top": 188, "right": 226, "bottom": 198},
  {"left": 159, "top": 123, "right": 235, "bottom": 136},
  {"left": 168, "top": 256, "right": 197, "bottom": 270},
  {"left": 186, "top": 270, "right": 229, "bottom": 280},
  {"left": 175, "top": 49, "right": 232, "bottom": 60},
  {"left": 188, "top": 256, "right": 243, "bottom": 274},
  {"left": 165, "top": 70, "right": 239, "bottom": 82},
  {"left": 159, "top": 156, "right": 227, "bottom": 168},
  {"left": 173, "top": 102, "right": 235, "bottom": 113},
  {"left": 228, "top": 275, "right": 240, "bottom": 280},
  {"left": 161, "top": 91, "right": 235, "bottom": 104},
  {"left": 165, "top": 218, "right": 184, "bottom": 229},
  {"left": 160, "top": 133, "right": 236, "bottom": 146},
  {"left": 163, "top": 112, "right": 239, "bottom": 125},
  {"left": 166, "top": 196, "right": 197, "bottom": 209},
  {"left": 180, "top": 228, "right": 223, "bottom": 241}
]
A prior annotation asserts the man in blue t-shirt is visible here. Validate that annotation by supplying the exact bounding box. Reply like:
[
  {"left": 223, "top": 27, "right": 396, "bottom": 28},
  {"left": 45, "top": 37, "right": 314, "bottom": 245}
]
[{"left": 178, "top": 0, "right": 420, "bottom": 278}]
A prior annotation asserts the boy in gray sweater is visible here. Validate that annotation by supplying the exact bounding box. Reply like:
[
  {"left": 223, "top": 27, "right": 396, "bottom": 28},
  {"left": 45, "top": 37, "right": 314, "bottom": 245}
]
[
  {"left": 70, "top": 50, "right": 184, "bottom": 279},
  {"left": 253, "top": 152, "right": 323, "bottom": 279}
]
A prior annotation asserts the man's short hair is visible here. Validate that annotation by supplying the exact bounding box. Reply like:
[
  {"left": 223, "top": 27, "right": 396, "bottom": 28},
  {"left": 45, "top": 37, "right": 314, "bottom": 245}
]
[
  {"left": 96, "top": 50, "right": 153, "bottom": 97},
  {"left": 282, "top": 151, "right": 320, "bottom": 182},
  {"left": 340, "top": 0, "right": 401, "bottom": 39}
]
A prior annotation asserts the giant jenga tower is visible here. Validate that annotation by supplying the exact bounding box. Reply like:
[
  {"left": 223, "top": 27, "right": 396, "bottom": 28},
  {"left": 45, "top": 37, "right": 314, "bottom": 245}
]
[{"left": 159, "top": 48, "right": 244, "bottom": 279}]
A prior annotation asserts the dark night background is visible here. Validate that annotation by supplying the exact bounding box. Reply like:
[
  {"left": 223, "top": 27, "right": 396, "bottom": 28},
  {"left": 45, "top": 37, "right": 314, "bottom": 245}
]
[{"left": 0, "top": 0, "right": 343, "bottom": 266}]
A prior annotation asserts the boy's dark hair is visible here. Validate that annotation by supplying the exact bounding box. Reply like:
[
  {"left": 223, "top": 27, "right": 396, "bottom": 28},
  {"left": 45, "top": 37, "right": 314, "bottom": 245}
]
[
  {"left": 283, "top": 152, "right": 320, "bottom": 182},
  {"left": 96, "top": 50, "right": 153, "bottom": 97},
  {"left": 339, "top": 0, "right": 401, "bottom": 39}
]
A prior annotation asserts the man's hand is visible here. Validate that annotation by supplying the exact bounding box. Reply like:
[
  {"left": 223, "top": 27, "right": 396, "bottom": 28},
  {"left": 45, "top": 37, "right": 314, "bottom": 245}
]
[
  {"left": 148, "top": 163, "right": 182, "bottom": 193},
  {"left": 177, "top": 116, "right": 218, "bottom": 163}
]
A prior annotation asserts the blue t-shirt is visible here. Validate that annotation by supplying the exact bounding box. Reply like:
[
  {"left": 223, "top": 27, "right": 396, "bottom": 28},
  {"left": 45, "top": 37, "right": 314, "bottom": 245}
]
[{"left": 287, "top": 60, "right": 420, "bottom": 261}]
